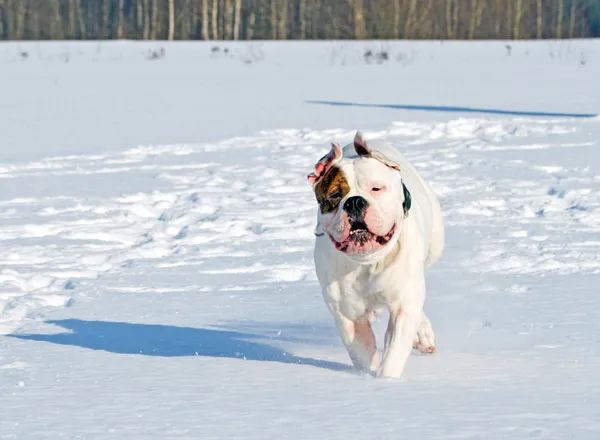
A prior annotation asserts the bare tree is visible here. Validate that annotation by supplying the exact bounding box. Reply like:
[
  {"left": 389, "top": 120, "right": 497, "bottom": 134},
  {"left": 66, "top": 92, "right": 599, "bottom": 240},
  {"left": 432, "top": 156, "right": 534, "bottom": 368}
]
[
  {"left": 569, "top": 0, "right": 577, "bottom": 38},
  {"left": 117, "top": 0, "right": 125, "bottom": 38},
  {"left": 11, "top": 0, "right": 27, "bottom": 40},
  {"left": 468, "top": 0, "right": 484, "bottom": 39},
  {"left": 352, "top": 0, "right": 365, "bottom": 39},
  {"left": 143, "top": 0, "right": 151, "bottom": 39},
  {"left": 0, "top": 1, "right": 4, "bottom": 39},
  {"left": 505, "top": 0, "right": 512, "bottom": 38},
  {"left": 211, "top": 0, "right": 218, "bottom": 39},
  {"left": 404, "top": 0, "right": 417, "bottom": 38},
  {"left": 168, "top": 0, "right": 175, "bottom": 39},
  {"left": 69, "top": 0, "right": 86, "bottom": 39},
  {"left": 102, "top": 0, "right": 112, "bottom": 38},
  {"left": 151, "top": 0, "right": 159, "bottom": 39},
  {"left": 513, "top": 0, "right": 522, "bottom": 39},
  {"left": 76, "top": 0, "right": 86, "bottom": 38},
  {"left": 223, "top": 0, "right": 231, "bottom": 39},
  {"left": 278, "top": 0, "right": 288, "bottom": 39},
  {"left": 297, "top": 0, "right": 306, "bottom": 39},
  {"left": 247, "top": 10, "right": 256, "bottom": 39},
  {"left": 537, "top": 0, "right": 543, "bottom": 39},
  {"left": 452, "top": 0, "right": 459, "bottom": 38},
  {"left": 136, "top": 0, "right": 143, "bottom": 31},
  {"left": 270, "top": 0, "right": 277, "bottom": 39},
  {"left": 51, "top": 0, "right": 64, "bottom": 39},
  {"left": 233, "top": 0, "right": 242, "bottom": 40},
  {"left": 446, "top": 0, "right": 453, "bottom": 38},
  {"left": 202, "top": 0, "right": 209, "bottom": 39},
  {"left": 556, "top": 0, "right": 564, "bottom": 38},
  {"left": 0, "top": 0, "right": 598, "bottom": 42}
]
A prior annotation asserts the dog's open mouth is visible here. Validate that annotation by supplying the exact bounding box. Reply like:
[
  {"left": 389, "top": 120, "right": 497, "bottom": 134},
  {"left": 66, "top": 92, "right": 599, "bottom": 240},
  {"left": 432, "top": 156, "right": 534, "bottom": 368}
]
[
  {"left": 350, "top": 221, "right": 369, "bottom": 236},
  {"left": 332, "top": 222, "right": 396, "bottom": 253}
]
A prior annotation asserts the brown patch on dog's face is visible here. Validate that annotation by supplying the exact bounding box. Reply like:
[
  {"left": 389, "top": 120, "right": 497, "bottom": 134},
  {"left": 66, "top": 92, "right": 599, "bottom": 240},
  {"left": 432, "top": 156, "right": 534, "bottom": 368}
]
[{"left": 314, "top": 166, "right": 350, "bottom": 214}]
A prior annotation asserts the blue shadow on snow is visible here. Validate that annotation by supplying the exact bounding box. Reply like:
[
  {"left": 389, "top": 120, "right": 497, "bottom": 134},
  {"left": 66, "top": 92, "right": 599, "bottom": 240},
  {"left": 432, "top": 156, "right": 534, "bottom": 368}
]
[
  {"left": 306, "top": 100, "right": 598, "bottom": 118},
  {"left": 10, "top": 319, "right": 352, "bottom": 373}
]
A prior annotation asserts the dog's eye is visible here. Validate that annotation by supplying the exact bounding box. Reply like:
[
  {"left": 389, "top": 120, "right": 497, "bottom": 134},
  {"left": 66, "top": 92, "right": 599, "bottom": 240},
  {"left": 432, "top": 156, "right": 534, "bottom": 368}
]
[
  {"left": 371, "top": 186, "right": 385, "bottom": 192},
  {"left": 328, "top": 192, "right": 342, "bottom": 200}
]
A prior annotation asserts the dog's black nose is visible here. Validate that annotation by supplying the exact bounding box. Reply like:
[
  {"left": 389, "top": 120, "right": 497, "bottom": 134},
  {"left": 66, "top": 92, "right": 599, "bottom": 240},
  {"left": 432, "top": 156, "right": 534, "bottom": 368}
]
[{"left": 343, "top": 196, "right": 368, "bottom": 217}]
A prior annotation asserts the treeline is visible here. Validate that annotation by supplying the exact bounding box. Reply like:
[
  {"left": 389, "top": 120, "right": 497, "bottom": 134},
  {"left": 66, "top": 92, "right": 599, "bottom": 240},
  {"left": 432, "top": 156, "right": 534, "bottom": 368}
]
[{"left": 0, "top": 0, "right": 599, "bottom": 40}]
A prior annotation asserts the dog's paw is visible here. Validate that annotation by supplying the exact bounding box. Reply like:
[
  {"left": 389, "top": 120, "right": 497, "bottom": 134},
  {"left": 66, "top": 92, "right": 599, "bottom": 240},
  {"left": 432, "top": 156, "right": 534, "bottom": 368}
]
[
  {"left": 375, "top": 367, "right": 404, "bottom": 379},
  {"left": 413, "top": 316, "right": 436, "bottom": 354},
  {"left": 412, "top": 341, "right": 436, "bottom": 354}
]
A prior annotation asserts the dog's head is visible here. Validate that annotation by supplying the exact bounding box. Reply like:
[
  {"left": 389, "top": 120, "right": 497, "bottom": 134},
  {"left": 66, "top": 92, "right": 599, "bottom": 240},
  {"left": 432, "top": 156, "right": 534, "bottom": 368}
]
[{"left": 308, "top": 132, "right": 410, "bottom": 264}]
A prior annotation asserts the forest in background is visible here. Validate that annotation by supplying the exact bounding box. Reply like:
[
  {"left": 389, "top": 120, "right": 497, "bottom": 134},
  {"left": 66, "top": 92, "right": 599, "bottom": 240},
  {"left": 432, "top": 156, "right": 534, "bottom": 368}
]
[{"left": 0, "top": 0, "right": 599, "bottom": 41}]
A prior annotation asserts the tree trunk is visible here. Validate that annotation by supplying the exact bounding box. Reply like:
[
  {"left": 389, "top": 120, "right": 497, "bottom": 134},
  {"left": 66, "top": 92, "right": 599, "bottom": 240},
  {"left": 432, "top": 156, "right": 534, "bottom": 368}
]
[
  {"left": 353, "top": 0, "right": 365, "bottom": 39},
  {"left": 31, "top": 5, "right": 40, "bottom": 39},
  {"left": 569, "top": 0, "right": 577, "bottom": 38},
  {"left": 0, "top": 1, "right": 4, "bottom": 40},
  {"left": 278, "top": 0, "right": 288, "bottom": 39},
  {"left": 76, "top": 0, "right": 86, "bottom": 39},
  {"left": 297, "top": 0, "right": 306, "bottom": 39},
  {"left": 414, "top": 0, "right": 434, "bottom": 38},
  {"left": 117, "top": 0, "right": 125, "bottom": 39},
  {"left": 52, "top": 0, "right": 64, "bottom": 39},
  {"left": 505, "top": 0, "right": 512, "bottom": 39},
  {"left": 537, "top": 0, "right": 543, "bottom": 39},
  {"left": 143, "top": 0, "right": 151, "bottom": 39},
  {"left": 233, "top": 0, "right": 242, "bottom": 40},
  {"left": 468, "top": 0, "right": 478, "bottom": 39},
  {"left": 556, "top": 0, "right": 564, "bottom": 39},
  {"left": 103, "top": 0, "right": 112, "bottom": 39},
  {"left": 181, "top": 0, "right": 192, "bottom": 39},
  {"left": 12, "top": 0, "right": 26, "bottom": 40},
  {"left": 393, "top": 0, "right": 401, "bottom": 39},
  {"left": 445, "top": 0, "right": 453, "bottom": 38},
  {"left": 513, "top": 0, "right": 522, "bottom": 39},
  {"left": 311, "top": 0, "right": 321, "bottom": 39},
  {"left": 202, "top": 0, "right": 209, "bottom": 39},
  {"left": 137, "top": 0, "right": 143, "bottom": 31},
  {"left": 224, "top": 0, "right": 232, "bottom": 39},
  {"left": 168, "top": 0, "right": 175, "bottom": 40},
  {"left": 404, "top": 0, "right": 416, "bottom": 38},
  {"left": 247, "top": 11, "right": 256, "bottom": 39},
  {"left": 493, "top": 0, "right": 501, "bottom": 37},
  {"left": 69, "top": 0, "right": 77, "bottom": 38},
  {"left": 452, "top": 0, "right": 459, "bottom": 38},
  {"left": 270, "top": 0, "right": 277, "bottom": 39},
  {"left": 151, "top": 0, "right": 159, "bottom": 39},
  {"left": 211, "top": 0, "right": 218, "bottom": 39}
]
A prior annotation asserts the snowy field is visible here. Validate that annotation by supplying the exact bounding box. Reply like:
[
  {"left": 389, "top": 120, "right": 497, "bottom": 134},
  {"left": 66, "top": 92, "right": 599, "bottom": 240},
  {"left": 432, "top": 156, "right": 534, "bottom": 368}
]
[{"left": 1, "top": 40, "right": 600, "bottom": 439}]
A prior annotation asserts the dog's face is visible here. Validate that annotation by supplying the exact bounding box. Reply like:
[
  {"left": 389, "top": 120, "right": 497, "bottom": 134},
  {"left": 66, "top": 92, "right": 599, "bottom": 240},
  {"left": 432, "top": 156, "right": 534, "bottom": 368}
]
[{"left": 308, "top": 133, "right": 410, "bottom": 264}]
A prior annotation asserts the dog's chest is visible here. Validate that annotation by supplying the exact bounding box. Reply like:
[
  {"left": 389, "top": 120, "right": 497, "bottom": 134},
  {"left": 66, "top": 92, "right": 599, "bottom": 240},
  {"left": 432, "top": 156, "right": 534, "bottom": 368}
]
[{"left": 335, "top": 265, "right": 402, "bottom": 317}]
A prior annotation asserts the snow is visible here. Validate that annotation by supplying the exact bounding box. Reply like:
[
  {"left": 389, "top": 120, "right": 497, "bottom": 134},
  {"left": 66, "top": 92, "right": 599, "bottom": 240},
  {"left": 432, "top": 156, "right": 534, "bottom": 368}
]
[{"left": 1, "top": 40, "right": 600, "bottom": 438}]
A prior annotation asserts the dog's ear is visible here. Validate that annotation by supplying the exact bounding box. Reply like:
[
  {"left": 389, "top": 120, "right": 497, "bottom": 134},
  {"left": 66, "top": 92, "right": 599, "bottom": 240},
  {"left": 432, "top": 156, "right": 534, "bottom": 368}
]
[
  {"left": 402, "top": 182, "right": 411, "bottom": 216},
  {"left": 353, "top": 131, "right": 370, "bottom": 157},
  {"left": 353, "top": 131, "right": 401, "bottom": 171},
  {"left": 307, "top": 142, "right": 343, "bottom": 186}
]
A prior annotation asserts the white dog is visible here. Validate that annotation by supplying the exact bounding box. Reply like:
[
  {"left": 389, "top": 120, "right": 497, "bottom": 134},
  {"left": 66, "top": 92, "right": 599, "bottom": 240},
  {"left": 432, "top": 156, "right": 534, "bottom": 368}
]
[{"left": 308, "top": 132, "right": 444, "bottom": 378}]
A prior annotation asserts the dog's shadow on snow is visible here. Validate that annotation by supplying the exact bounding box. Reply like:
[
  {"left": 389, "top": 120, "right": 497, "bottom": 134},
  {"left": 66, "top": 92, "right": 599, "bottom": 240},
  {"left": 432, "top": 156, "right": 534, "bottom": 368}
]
[{"left": 10, "top": 319, "right": 353, "bottom": 373}]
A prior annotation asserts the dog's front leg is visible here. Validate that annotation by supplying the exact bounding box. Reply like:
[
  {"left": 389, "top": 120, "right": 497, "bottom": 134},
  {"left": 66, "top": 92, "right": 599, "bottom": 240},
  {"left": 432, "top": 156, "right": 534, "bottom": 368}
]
[
  {"left": 333, "top": 313, "right": 380, "bottom": 373},
  {"left": 378, "top": 280, "right": 425, "bottom": 378},
  {"left": 378, "top": 306, "right": 422, "bottom": 378}
]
